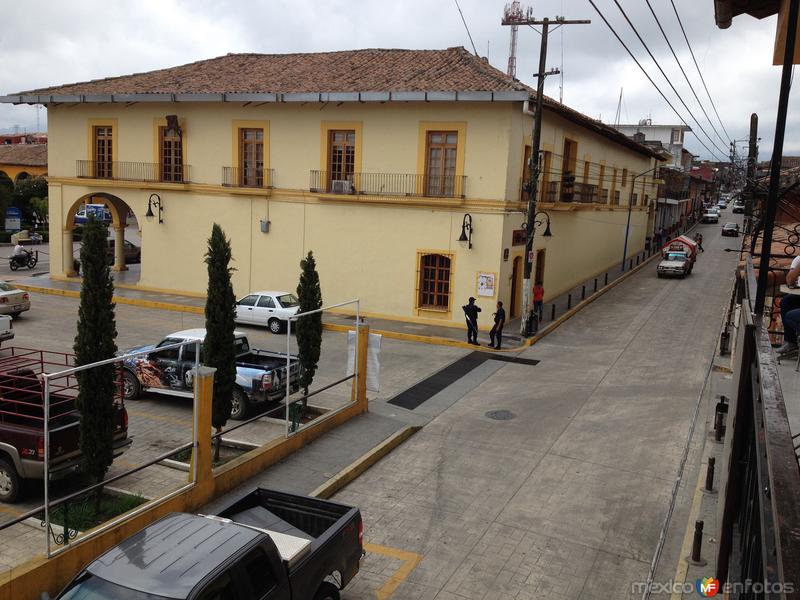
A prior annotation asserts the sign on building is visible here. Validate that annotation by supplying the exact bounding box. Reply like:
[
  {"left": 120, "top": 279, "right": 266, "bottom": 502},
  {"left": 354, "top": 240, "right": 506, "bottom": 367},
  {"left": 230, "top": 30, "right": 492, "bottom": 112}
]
[{"left": 5, "top": 207, "right": 21, "bottom": 232}]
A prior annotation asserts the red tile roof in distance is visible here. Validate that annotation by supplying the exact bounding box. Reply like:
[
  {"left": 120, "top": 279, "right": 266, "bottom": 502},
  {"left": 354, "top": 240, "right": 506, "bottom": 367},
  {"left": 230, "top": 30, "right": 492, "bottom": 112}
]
[{"left": 0, "top": 144, "right": 47, "bottom": 167}]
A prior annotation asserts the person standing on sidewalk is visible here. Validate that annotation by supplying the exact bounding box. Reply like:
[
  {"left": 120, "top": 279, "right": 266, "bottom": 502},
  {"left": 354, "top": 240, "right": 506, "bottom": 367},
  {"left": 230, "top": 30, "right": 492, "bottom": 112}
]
[
  {"left": 488, "top": 301, "right": 506, "bottom": 349},
  {"left": 778, "top": 256, "right": 800, "bottom": 355},
  {"left": 694, "top": 233, "right": 704, "bottom": 253},
  {"left": 462, "top": 297, "right": 481, "bottom": 345},
  {"left": 533, "top": 281, "right": 545, "bottom": 323}
]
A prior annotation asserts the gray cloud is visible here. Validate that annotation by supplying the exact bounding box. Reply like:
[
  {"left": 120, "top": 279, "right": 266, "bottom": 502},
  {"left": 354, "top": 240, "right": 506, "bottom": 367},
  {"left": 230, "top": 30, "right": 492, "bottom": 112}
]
[{"left": 0, "top": 0, "right": 795, "bottom": 160}]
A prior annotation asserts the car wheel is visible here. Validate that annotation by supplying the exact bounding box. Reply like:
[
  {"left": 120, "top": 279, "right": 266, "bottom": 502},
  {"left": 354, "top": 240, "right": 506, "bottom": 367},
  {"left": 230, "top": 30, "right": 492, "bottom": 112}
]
[
  {"left": 230, "top": 387, "right": 249, "bottom": 420},
  {"left": 0, "top": 457, "right": 22, "bottom": 503},
  {"left": 122, "top": 370, "right": 142, "bottom": 400},
  {"left": 313, "top": 582, "right": 340, "bottom": 600},
  {"left": 268, "top": 318, "right": 283, "bottom": 334}
]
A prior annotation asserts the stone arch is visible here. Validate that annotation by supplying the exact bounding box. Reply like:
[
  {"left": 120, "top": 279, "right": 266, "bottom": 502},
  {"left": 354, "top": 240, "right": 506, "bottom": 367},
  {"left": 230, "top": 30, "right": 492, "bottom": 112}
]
[{"left": 63, "top": 192, "right": 140, "bottom": 277}]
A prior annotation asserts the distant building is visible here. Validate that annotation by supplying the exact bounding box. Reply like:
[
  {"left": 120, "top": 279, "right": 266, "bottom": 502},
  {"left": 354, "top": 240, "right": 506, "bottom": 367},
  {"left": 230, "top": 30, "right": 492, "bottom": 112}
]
[
  {"left": 0, "top": 133, "right": 47, "bottom": 145},
  {"left": 0, "top": 143, "right": 47, "bottom": 181},
  {"left": 615, "top": 120, "right": 692, "bottom": 170}
]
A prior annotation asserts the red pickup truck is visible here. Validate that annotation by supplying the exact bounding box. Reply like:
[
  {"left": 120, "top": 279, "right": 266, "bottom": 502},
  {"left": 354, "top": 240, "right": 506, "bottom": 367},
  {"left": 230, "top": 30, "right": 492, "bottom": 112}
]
[{"left": 0, "top": 348, "right": 131, "bottom": 502}]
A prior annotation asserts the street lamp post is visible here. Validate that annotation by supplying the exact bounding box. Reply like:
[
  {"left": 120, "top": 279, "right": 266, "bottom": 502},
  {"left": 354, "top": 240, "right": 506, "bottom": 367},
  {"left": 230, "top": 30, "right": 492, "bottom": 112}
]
[{"left": 622, "top": 166, "right": 660, "bottom": 271}]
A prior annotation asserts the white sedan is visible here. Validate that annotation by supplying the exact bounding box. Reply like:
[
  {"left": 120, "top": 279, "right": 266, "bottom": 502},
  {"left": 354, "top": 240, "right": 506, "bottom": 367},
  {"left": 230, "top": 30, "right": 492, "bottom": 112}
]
[
  {"left": 0, "top": 282, "right": 30, "bottom": 318},
  {"left": 235, "top": 290, "right": 300, "bottom": 333}
]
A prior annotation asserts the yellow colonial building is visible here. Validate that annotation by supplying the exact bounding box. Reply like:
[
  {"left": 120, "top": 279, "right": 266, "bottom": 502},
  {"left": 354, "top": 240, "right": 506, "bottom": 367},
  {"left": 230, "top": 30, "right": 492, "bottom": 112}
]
[{"left": 1, "top": 48, "right": 662, "bottom": 326}]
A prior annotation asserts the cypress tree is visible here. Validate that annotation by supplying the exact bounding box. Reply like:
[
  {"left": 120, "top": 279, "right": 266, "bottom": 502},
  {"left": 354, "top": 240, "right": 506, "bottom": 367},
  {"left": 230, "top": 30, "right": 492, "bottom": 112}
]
[
  {"left": 296, "top": 251, "right": 323, "bottom": 396},
  {"left": 204, "top": 224, "right": 236, "bottom": 461},
  {"left": 73, "top": 217, "right": 118, "bottom": 509}
]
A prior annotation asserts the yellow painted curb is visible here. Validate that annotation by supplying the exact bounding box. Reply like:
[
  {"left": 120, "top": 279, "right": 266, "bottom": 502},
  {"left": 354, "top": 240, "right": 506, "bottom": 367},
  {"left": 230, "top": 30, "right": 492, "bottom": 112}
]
[
  {"left": 16, "top": 283, "right": 205, "bottom": 315},
  {"left": 310, "top": 425, "right": 421, "bottom": 500}
]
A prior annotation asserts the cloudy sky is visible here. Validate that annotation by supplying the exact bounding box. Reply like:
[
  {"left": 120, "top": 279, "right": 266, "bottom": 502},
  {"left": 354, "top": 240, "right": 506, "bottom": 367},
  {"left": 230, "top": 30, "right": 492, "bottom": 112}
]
[{"left": 0, "top": 0, "right": 795, "bottom": 161}]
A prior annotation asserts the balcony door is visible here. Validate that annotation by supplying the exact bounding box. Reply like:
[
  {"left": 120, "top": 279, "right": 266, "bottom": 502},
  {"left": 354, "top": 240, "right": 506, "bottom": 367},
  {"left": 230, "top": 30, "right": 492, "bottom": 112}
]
[
  {"left": 159, "top": 126, "right": 183, "bottom": 183},
  {"left": 425, "top": 131, "right": 457, "bottom": 197},
  {"left": 328, "top": 130, "right": 355, "bottom": 192},
  {"left": 93, "top": 126, "right": 113, "bottom": 179},
  {"left": 239, "top": 128, "right": 264, "bottom": 187}
]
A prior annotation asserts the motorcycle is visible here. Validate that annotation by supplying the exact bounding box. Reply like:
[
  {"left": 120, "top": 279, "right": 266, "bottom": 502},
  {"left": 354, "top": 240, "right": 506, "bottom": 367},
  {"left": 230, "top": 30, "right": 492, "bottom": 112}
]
[{"left": 9, "top": 250, "right": 38, "bottom": 271}]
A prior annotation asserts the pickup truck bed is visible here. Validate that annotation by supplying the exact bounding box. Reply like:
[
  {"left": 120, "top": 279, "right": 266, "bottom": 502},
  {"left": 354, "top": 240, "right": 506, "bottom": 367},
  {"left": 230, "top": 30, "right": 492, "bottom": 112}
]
[
  {"left": 52, "top": 488, "right": 362, "bottom": 600},
  {"left": 217, "top": 488, "right": 363, "bottom": 597}
]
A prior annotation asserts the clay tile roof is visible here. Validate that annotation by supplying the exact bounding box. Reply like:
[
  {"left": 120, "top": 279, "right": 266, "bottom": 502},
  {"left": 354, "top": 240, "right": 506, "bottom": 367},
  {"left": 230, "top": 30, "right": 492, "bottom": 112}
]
[
  {"left": 0, "top": 144, "right": 47, "bottom": 167},
  {"left": 17, "top": 47, "right": 531, "bottom": 95}
]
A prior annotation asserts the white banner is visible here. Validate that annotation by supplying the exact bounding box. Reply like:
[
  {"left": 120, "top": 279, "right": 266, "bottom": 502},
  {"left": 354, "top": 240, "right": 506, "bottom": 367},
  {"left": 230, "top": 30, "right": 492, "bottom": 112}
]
[{"left": 347, "top": 330, "right": 382, "bottom": 392}]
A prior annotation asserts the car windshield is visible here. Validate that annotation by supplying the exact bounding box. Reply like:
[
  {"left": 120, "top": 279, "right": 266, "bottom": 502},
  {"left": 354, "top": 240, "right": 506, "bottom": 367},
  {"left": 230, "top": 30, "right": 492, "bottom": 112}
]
[
  {"left": 725, "top": 223, "right": 737, "bottom": 228},
  {"left": 0, "top": 282, "right": 17, "bottom": 292},
  {"left": 60, "top": 573, "right": 170, "bottom": 599},
  {"left": 667, "top": 254, "right": 687, "bottom": 262},
  {"left": 277, "top": 294, "right": 299, "bottom": 308}
]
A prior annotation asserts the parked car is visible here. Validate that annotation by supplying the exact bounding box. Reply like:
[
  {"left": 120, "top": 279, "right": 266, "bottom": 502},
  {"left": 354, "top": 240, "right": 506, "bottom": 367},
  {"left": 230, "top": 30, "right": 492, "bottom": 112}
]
[
  {"left": 105, "top": 239, "right": 141, "bottom": 264},
  {"left": 702, "top": 211, "right": 719, "bottom": 223},
  {"left": 120, "top": 329, "right": 300, "bottom": 419},
  {"left": 236, "top": 291, "right": 300, "bottom": 334},
  {"left": 0, "top": 282, "right": 30, "bottom": 318},
  {"left": 48, "top": 488, "right": 363, "bottom": 600},
  {"left": 74, "top": 204, "right": 113, "bottom": 225},
  {"left": 657, "top": 251, "right": 692, "bottom": 278},
  {"left": 717, "top": 200, "right": 727, "bottom": 209},
  {"left": 732, "top": 201, "right": 745, "bottom": 214},
  {"left": 0, "top": 315, "right": 13, "bottom": 347},
  {"left": 0, "top": 348, "right": 131, "bottom": 502},
  {"left": 722, "top": 222, "right": 740, "bottom": 237}
]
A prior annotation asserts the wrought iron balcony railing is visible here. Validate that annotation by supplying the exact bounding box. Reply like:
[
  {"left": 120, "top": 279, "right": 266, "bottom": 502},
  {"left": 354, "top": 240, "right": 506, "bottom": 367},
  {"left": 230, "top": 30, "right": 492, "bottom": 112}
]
[
  {"left": 543, "top": 181, "right": 602, "bottom": 204},
  {"left": 309, "top": 171, "right": 467, "bottom": 199},
  {"left": 222, "top": 166, "right": 275, "bottom": 189},
  {"left": 76, "top": 161, "right": 190, "bottom": 183}
]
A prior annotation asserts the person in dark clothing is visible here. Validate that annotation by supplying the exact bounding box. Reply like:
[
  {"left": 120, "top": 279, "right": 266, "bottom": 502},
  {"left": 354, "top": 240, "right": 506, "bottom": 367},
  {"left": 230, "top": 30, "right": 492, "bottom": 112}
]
[
  {"left": 488, "top": 301, "right": 506, "bottom": 349},
  {"left": 694, "top": 233, "right": 704, "bottom": 252},
  {"left": 462, "top": 297, "right": 481, "bottom": 345}
]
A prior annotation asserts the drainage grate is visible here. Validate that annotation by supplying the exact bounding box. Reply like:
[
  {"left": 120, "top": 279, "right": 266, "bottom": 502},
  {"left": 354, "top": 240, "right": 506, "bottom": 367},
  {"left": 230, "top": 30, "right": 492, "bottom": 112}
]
[{"left": 485, "top": 409, "right": 515, "bottom": 421}]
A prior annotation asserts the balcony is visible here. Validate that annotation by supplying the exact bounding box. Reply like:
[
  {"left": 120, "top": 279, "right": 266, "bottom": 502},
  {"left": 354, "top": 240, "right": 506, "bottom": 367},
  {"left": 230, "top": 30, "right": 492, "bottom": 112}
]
[
  {"left": 309, "top": 171, "right": 467, "bottom": 199},
  {"left": 543, "top": 181, "right": 601, "bottom": 204},
  {"left": 222, "top": 166, "right": 275, "bottom": 189},
  {"left": 76, "top": 161, "right": 190, "bottom": 183}
]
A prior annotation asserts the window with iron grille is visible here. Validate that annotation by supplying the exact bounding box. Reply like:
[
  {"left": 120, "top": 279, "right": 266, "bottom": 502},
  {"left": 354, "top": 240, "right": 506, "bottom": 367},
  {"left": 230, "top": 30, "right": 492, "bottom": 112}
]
[
  {"left": 160, "top": 126, "right": 183, "bottom": 182},
  {"left": 614, "top": 190, "right": 621, "bottom": 205},
  {"left": 328, "top": 130, "right": 356, "bottom": 186},
  {"left": 622, "top": 168, "right": 628, "bottom": 187},
  {"left": 418, "top": 253, "right": 452, "bottom": 310},
  {"left": 94, "top": 126, "right": 113, "bottom": 178},
  {"left": 425, "top": 131, "right": 458, "bottom": 197},
  {"left": 632, "top": 193, "right": 638, "bottom": 206},
  {"left": 240, "top": 128, "right": 264, "bottom": 187}
]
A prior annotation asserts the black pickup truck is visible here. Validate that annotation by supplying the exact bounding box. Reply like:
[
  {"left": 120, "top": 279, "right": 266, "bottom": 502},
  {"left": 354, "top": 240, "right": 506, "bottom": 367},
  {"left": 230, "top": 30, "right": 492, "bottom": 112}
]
[{"left": 48, "top": 488, "right": 363, "bottom": 600}]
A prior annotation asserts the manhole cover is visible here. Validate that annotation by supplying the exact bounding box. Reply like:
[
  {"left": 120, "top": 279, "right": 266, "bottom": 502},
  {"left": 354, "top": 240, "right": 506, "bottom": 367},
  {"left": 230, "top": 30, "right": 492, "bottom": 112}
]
[{"left": 485, "top": 409, "right": 515, "bottom": 421}]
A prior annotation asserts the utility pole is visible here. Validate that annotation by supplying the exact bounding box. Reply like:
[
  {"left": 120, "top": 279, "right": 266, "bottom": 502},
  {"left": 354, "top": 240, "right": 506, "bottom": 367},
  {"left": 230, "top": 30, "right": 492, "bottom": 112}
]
[
  {"left": 745, "top": 113, "right": 758, "bottom": 234},
  {"left": 501, "top": 12, "right": 590, "bottom": 336}
]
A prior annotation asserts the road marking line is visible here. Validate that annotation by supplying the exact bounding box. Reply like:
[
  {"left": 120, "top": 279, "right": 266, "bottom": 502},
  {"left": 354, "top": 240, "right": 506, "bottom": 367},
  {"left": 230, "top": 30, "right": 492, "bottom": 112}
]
[{"left": 363, "top": 542, "right": 423, "bottom": 600}]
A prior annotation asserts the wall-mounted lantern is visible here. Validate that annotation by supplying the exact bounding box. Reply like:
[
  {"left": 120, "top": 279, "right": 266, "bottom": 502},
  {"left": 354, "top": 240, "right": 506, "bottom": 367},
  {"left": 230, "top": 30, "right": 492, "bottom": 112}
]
[
  {"left": 458, "top": 213, "right": 474, "bottom": 249},
  {"left": 145, "top": 193, "right": 164, "bottom": 224}
]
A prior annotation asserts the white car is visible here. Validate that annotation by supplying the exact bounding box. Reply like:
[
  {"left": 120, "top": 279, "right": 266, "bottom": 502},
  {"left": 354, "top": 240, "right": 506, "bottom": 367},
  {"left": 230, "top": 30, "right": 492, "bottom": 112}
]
[
  {"left": 0, "top": 282, "right": 30, "bottom": 317},
  {"left": 235, "top": 290, "right": 300, "bottom": 333}
]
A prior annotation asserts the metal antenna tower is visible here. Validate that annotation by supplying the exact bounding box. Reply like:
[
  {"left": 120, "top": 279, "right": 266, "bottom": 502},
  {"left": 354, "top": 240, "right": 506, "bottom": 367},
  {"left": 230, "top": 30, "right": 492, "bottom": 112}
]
[{"left": 503, "top": 1, "right": 524, "bottom": 78}]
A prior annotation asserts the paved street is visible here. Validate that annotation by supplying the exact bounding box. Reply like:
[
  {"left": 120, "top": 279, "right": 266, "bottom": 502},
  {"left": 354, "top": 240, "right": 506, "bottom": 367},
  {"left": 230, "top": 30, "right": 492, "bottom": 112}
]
[{"left": 335, "top": 216, "right": 742, "bottom": 599}]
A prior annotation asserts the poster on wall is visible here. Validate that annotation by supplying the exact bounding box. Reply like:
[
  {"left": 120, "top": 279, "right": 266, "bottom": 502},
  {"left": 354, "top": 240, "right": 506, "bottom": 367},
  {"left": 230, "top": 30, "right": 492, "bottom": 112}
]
[
  {"left": 477, "top": 272, "right": 496, "bottom": 298},
  {"left": 5, "top": 207, "right": 20, "bottom": 232}
]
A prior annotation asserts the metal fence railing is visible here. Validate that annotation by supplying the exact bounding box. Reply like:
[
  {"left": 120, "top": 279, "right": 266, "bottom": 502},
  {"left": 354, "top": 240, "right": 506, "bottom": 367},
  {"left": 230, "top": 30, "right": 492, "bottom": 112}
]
[
  {"left": 222, "top": 166, "right": 275, "bottom": 189},
  {"left": 715, "top": 257, "right": 800, "bottom": 595},
  {"left": 309, "top": 171, "right": 467, "bottom": 199},
  {"left": 76, "top": 160, "right": 190, "bottom": 183}
]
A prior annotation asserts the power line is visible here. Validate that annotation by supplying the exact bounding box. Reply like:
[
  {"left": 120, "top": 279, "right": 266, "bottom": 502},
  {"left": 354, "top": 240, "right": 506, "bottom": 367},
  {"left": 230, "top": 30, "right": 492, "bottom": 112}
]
[
  {"left": 610, "top": 0, "right": 729, "bottom": 159},
  {"left": 643, "top": 0, "right": 729, "bottom": 148},
  {"left": 668, "top": 0, "right": 731, "bottom": 143},
  {"left": 453, "top": 0, "right": 479, "bottom": 56},
  {"left": 585, "top": 0, "right": 726, "bottom": 162}
]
